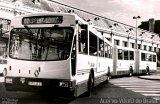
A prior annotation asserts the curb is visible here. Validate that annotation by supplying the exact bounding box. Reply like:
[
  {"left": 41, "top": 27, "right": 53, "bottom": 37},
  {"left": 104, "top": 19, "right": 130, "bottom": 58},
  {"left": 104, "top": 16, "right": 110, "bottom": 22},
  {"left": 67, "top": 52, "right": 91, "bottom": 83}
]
[{"left": 138, "top": 76, "right": 160, "bottom": 81}]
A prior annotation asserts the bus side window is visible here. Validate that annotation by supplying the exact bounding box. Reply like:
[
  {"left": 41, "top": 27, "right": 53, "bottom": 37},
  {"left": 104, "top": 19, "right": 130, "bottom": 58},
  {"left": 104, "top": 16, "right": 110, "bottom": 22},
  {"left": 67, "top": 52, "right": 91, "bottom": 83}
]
[
  {"left": 153, "top": 55, "right": 156, "bottom": 62},
  {"left": 130, "top": 51, "right": 134, "bottom": 60},
  {"left": 148, "top": 54, "right": 152, "bottom": 62},
  {"left": 104, "top": 43, "right": 108, "bottom": 58},
  {"left": 78, "top": 27, "right": 88, "bottom": 54},
  {"left": 108, "top": 46, "right": 111, "bottom": 58},
  {"left": 124, "top": 50, "right": 128, "bottom": 60},
  {"left": 141, "top": 53, "right": 145, "bottom": 61},
  {"left": 118, "top": 49, "right": 123, "bottom": 60},
  {"left": 89, "top": 32, "right": 97, "bottom": 56},
  {"left": 99, "top": 39, "right": 104, "bottom": 57}
]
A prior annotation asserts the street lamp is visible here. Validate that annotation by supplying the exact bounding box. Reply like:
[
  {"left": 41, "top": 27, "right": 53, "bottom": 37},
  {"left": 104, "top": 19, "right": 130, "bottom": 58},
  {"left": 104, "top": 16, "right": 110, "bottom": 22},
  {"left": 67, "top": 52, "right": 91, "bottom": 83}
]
[
  {"left": 133, "top": 16, "right": 141, "bottom": 49},
  {"left": 109, "top": 23, "right": 118, "bottom": 43},
  {"left": 139, "top": 32, "right": 145, "bottom": 49},
  {"left": 151, "top": 35, "right": 154, "bottom": 51}
]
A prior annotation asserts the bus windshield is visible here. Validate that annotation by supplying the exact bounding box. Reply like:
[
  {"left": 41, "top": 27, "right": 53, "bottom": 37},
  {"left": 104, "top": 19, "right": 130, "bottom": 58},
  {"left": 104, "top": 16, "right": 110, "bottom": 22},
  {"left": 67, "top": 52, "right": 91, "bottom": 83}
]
[{"left": 9, "top": 27, "right": 74, "bottom": 61}]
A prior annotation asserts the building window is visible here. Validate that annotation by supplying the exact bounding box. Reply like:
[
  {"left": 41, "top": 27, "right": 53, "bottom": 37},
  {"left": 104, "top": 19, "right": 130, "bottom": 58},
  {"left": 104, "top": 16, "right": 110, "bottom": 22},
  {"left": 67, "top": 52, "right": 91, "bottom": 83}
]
[
  {"left": 106, "top": 38, "right": 110, "bottom": 41},
  {"left": 138, "top": 44, "right": 141, "bottom": 49},
  {"left": 130, "top": 43, "right": 135, "bottom": 48},
  {"left": 143, "top": 45, "right": 147, "bottom": 50},
  {"left": 149, "top": 46, "right": 152, "bottom": 51},
  {"left": 122, "top": 41, "right": 128, "bottom": 47},
  {"left": 154, "top": 47, "right": 157, "bottom": 52},
  {"left": 114, "top": 39, "right": 119, "bottom": 46}
]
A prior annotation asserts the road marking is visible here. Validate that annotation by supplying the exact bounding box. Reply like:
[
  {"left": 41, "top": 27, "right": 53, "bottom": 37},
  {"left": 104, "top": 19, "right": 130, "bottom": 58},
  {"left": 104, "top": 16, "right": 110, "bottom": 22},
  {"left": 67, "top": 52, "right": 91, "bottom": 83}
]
[
  {"left": 142, "top": 93, "right": 160, "bottom": 96},
  {"left": 110, "top": 77, "right": 160, "bottom": 99}
]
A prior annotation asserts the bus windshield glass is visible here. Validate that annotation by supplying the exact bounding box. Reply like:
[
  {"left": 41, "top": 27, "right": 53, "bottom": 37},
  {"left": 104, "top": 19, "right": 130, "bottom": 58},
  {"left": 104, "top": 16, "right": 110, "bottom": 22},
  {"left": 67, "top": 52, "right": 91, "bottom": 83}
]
[{"left": 9, "top": 27, "right": 74, "bottom": 61}]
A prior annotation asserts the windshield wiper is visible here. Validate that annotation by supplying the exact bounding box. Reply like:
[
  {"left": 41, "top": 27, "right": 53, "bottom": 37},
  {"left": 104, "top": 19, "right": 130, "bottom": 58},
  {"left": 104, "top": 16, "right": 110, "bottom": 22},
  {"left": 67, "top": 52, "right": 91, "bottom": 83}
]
[{"left": 24, "top": 25, "right": 34, "bottom": 35}]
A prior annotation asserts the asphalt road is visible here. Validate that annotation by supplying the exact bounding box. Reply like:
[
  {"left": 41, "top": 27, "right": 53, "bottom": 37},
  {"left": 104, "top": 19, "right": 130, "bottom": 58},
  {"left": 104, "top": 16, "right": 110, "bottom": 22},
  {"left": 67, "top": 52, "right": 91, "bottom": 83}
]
[{"left": 0, "top": 76, "right": 160, "bottom": 104}]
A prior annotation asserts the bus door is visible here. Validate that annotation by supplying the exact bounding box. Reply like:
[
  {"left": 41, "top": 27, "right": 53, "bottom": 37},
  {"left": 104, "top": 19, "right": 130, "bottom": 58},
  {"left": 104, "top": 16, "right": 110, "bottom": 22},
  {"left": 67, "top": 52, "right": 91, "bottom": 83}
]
[
  {"left": 97, "top": 38, "right": 105, "bottom": 72},
  {"left": 76, "top": 24, "right": 89, "bottom": 74}
]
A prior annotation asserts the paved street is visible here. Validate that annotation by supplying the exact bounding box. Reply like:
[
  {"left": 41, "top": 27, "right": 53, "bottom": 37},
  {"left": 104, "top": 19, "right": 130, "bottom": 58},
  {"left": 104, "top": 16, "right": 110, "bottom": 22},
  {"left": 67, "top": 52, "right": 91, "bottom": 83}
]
[
  {"left": 0, "top": 76, "right": 159, "bottom": 104},
  {"left": 110, "top": 77, "right": 160, "bottom": 100}
]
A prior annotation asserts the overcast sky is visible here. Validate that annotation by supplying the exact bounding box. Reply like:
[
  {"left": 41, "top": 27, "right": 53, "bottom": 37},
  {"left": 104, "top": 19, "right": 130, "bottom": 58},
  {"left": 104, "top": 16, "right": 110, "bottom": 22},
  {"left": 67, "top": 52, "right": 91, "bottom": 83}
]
[{"left": 54, "top": 0, "right": 160, "bottom": 26}]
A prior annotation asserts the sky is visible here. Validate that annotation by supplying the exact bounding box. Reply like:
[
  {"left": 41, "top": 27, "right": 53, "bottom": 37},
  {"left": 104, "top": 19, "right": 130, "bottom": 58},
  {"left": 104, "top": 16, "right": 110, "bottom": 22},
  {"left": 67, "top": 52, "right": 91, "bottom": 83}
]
[{"left": 54, "top": 0, "right": 160, "bottom": 27}]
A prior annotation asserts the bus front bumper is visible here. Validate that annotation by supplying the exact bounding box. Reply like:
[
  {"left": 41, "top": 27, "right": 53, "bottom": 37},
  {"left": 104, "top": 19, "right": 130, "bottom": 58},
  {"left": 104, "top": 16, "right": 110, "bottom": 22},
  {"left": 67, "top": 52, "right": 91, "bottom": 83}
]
[{"left": 5, "top": 77, "right": 76, "bottom": 93}]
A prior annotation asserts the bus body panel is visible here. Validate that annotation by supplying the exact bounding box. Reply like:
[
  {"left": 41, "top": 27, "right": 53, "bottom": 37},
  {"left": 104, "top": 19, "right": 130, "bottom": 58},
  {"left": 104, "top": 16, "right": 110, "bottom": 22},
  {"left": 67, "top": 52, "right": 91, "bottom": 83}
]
[
  {"left": 113, "top": 46, "right": 135, "bottom": 76},
  {"left": 138, "top": 50, "right": 157, "bottom": 73},
  {"left": 7, "top": 58, "right": 71, "bottom": 79},
  {"left": 76, "top": 54, "right": 112, "bottom": 83}
]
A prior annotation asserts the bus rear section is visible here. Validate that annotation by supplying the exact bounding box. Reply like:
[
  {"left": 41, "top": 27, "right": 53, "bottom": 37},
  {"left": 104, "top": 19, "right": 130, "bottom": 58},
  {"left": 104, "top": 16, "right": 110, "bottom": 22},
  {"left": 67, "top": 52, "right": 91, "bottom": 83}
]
[
  {"left": 113, "top": 46, "right": 135, "bottom": 76},
  {"left": 137, "top": 50, "right": 157, "bottom": 74}
]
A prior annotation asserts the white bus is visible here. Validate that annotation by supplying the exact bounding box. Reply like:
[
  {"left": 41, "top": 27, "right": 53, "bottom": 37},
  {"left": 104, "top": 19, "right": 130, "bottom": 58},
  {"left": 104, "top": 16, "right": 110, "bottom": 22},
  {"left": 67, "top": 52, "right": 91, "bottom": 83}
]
[
  {"left": 113, "top": 46, "right": 157, "bottom": 76},
  {"left": 5, "top": 12, "right": 113, "bottom": 97},
  {"left": 136, "top": 49, "right": 157, "bottom": 74}
]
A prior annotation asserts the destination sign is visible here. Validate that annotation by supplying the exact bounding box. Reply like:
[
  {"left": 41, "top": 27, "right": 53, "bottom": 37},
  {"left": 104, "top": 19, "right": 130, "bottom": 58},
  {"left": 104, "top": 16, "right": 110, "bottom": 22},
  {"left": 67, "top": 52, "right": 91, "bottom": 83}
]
[{"left": 22, "top": 16, "right": 63, "bottom": 25}]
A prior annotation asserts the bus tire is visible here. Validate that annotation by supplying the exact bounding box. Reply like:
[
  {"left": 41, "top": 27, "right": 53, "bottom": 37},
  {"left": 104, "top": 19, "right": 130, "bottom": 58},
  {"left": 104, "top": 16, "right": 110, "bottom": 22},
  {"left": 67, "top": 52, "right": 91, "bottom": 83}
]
[
  {"left": 129, "top": 66, "right": 133, "bottom": 77},
  {"left": 146, "top": 66, "right": 150, "bottom": 75},
  {"left": 106, "top": 69, "right": 111, "bottom": 82},
  {"left": 86, "top": 72, "right": 94, "bottom": 97},
  {"left": 2, "top": 68, "right": 7, "bottom": 76},
  {"left": 106, "top": 75, "right": 110, "bottom": 82}
]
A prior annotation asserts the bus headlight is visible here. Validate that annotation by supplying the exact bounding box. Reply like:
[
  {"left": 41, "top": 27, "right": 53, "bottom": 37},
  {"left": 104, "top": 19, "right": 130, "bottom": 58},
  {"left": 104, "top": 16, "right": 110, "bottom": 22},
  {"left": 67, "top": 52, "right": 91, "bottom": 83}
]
[
  {"left": 5, "top": 78, "right": 13, "bottom": 84},
  {"left": 59, "top": 81, "right": 69, "bottom": 87},
  {"left": 28, "top": 82, "right": 42, "bottom": 86}
]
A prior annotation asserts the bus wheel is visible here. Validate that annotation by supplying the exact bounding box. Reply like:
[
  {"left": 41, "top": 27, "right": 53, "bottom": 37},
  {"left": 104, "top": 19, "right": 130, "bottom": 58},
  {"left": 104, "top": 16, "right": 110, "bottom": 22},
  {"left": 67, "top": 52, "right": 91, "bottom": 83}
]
[
  {"left": 106, "top": 76, "right": 110, "bottom": 82},
  {"left": 146, "top": 66, "right": 150, "bottom": 75},
  {"left": 129, "top": 66, "right": 133, "bottom": 77},
  {"left": 86, "top": 73, "right": 94, "bottom": 97},
  {"left": 2, "top": 68, "right": 7, "bottom": 76},
  {"left": 106, "top": 71, "right": 111, "bottom": 82}
]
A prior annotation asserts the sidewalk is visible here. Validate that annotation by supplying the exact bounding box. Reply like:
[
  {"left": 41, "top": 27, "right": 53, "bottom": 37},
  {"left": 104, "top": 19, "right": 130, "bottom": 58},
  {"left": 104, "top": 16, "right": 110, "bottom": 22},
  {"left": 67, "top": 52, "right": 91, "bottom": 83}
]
[{"left": 138, "top": 70, "right": 160, "bottom": 80}]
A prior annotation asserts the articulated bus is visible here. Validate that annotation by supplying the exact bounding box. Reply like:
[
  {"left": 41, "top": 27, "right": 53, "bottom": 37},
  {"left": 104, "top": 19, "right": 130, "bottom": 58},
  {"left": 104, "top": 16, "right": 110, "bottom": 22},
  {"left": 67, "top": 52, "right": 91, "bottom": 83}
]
[
  {"left": 93, "top": 26, "right": 157, "bottom": 77},
  {"left": 113, "top": 46, "right": 157, "bottom": 76},
  {"left": 5, "top": 12, "right": 113, "bottom": 97}
]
